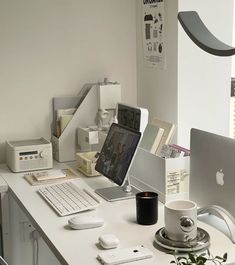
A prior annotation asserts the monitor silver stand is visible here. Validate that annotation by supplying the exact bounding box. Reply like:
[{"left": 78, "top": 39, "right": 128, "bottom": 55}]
[
  {"left": 198, "top": 205, "right": 235, "bottom": 244},
  {"left": 95, "top": 175, "right": 140, "bottom": 202}
]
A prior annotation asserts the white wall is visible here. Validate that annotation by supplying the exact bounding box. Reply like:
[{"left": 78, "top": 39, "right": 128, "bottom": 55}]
[
  {"left": 178, "top": 0, "right": 233, "bottom": 147},
  {"left": 0, "top": 0, "right": 137, "bottom": 162}
]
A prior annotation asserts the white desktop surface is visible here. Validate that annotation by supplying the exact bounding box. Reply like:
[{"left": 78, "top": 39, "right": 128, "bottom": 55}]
[{"left": 0, "top": 163, "right": 235, "bottom": 265}]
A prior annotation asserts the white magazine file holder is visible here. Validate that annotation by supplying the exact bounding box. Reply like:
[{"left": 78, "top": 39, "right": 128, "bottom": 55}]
[
  {"left": 51, "top": 85, "right": 99, "bottom": 162},
  {"left": 129, "top": 147, "right": 190, "bottom": 203}
]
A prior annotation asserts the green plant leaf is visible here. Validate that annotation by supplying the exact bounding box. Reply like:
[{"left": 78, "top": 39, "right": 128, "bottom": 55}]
[
  {"left": 197, "top": 261, "right": 205, "bottom": 265},
  {"left": 199, "top": 253, "right": 207, "bottom": 257},
  {"left": 197, "top": 256, "right": 207, "bottom": 263},
  {"left": 223, "top": 253, "right": 228, "bottom": 261},
  {"left": 170, "top": 261, "right": 176, "bottom": 264},
  {"left": 177, "top": 257, "right": 188, "bottom": 261},
  {"left": 188, "top": 253, "right": 196, "bottom": 263}
]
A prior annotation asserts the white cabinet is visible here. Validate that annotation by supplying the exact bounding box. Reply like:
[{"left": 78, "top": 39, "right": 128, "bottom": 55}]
[{"left": 0, "top": 183, "right": 60, "bottom": 265}]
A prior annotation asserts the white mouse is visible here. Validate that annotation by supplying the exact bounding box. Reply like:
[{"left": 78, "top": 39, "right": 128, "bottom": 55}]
[{"left": 68, "top": 215, "right": 104, "bottom": 230}]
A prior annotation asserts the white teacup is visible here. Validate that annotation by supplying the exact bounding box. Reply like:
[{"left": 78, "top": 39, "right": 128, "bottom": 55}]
[{"left": 164, "top": 200, "right": 197, "bottom": 242}]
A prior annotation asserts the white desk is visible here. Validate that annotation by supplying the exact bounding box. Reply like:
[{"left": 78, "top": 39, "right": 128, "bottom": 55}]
[{"left": 0, "top": 163, "right": 235, "bottom": 265}]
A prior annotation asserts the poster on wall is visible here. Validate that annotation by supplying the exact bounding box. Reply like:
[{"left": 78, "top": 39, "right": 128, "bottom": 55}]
[{"left": 142, "top": 0, "right": 165, "bottom": 69}]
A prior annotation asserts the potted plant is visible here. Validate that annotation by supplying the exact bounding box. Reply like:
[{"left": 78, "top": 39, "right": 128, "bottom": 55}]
[{"left": 170, "top": 249, "right": 227, "bottom": 265}]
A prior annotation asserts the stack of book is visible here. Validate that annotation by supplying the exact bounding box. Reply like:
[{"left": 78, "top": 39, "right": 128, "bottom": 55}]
[{"left": 139, "top": 118, "right": 176, "bottom": 156}]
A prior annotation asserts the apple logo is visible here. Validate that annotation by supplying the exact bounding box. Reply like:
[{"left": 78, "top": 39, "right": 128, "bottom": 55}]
[{"left": 216, "top": 169, "right": 224, "bottom": 186}]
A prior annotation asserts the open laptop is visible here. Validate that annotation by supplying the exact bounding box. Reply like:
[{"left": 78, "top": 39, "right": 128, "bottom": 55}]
[{"left": 190, "top": 128, "right": 235, "bottom": 218}]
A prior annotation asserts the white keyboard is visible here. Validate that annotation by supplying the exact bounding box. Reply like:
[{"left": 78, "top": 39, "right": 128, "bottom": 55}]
[{"left": 38, "top": 182, "right": 100, "bottom": 216}]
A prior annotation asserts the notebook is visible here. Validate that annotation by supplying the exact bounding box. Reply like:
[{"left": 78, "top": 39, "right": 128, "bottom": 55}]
[{"left": 139, "top": 124, "right": 164, "bottom": 154}]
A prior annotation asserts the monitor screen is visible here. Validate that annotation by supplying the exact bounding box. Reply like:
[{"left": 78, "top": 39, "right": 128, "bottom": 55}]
[
  {"left": 117, "top": 104, "right": 141, "bottom": 131},
  {"left": 95, "top": 123, "right": 141, "bottom": 186}
]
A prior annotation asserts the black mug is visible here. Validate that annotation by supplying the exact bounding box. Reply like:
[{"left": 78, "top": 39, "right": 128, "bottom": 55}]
[{"left": 136, "top": 191, "right": 158, "bottom": 225}]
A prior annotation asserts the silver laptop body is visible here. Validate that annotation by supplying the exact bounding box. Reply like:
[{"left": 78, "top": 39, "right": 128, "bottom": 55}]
[{"left": 190, "top": 128, "right": 235, "bottom": 217}]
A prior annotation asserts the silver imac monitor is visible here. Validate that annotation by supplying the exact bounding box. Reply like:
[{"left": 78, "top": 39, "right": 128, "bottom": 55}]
[
  {"left": 95, "top": 123, "right": 141, "bottom": 201},
  {"left": 190, "top": 128, "right": 235, "bottom": 212},
  {"left": 190, "top": 128, "right": 235, "bottom": 242}
]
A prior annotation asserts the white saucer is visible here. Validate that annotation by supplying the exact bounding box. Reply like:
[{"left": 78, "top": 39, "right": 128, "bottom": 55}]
[{"left": 154, "top": 227, "right": 210, "bottom": 252}]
